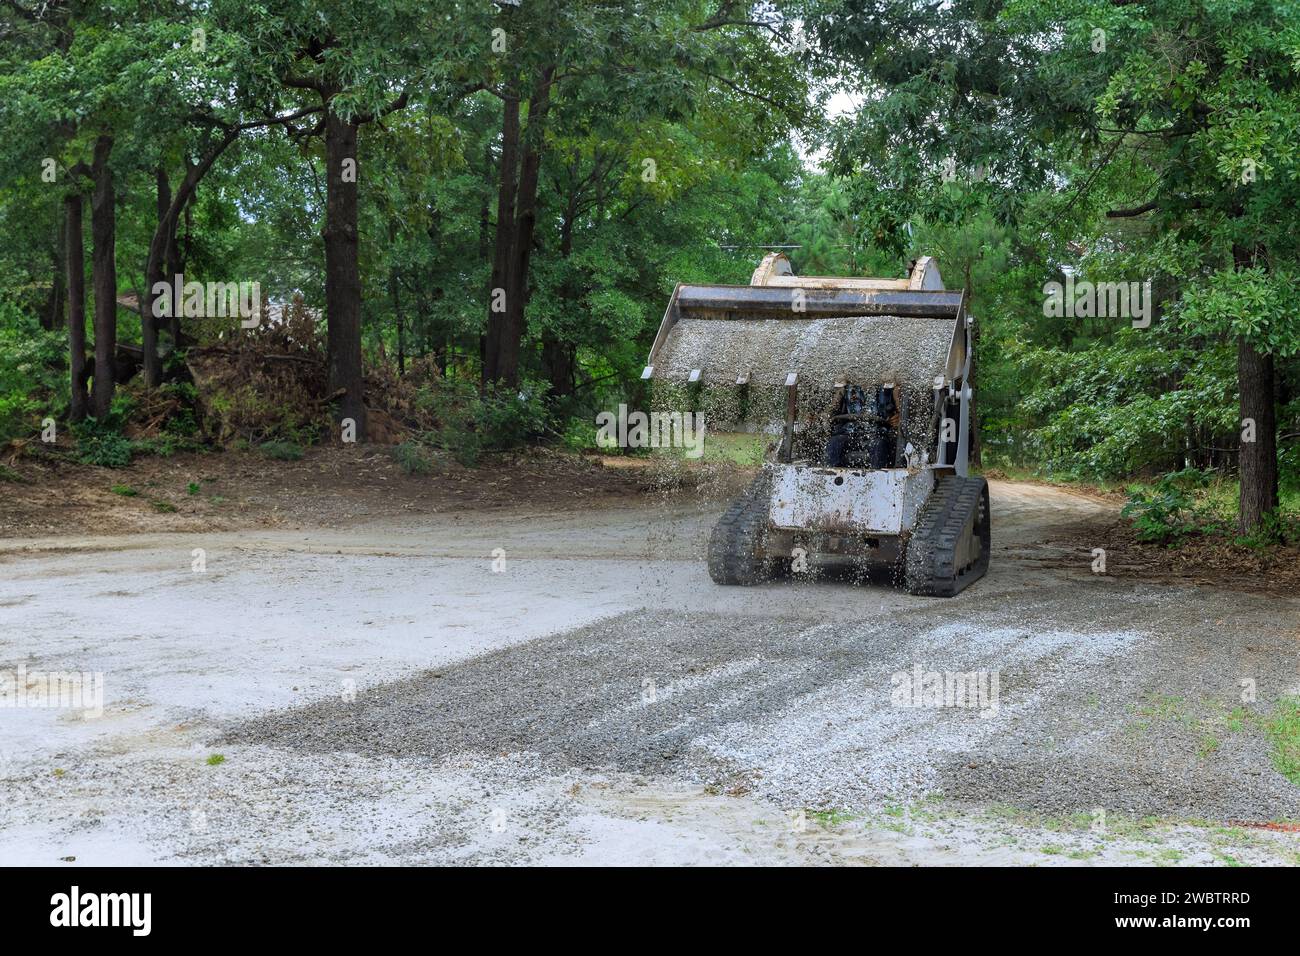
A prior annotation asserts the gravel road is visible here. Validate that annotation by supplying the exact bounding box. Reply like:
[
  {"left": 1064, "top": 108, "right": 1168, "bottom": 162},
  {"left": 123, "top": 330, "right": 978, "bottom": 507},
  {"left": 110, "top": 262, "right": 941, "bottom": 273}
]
[{"left": 2, "top": 479, "right": 1298, "bottom": 865}]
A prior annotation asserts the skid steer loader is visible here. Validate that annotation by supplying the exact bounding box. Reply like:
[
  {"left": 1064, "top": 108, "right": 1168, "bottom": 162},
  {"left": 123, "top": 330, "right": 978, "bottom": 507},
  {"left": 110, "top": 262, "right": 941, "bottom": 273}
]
[{"left": 642, "top": 253, "right": 989, "bottom": 597}]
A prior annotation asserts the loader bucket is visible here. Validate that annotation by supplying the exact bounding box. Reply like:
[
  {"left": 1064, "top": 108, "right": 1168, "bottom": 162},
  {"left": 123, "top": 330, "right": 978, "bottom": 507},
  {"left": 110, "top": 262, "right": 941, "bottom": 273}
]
[{"left": 643, "top": 258, "right": 967, "bottom": 400}]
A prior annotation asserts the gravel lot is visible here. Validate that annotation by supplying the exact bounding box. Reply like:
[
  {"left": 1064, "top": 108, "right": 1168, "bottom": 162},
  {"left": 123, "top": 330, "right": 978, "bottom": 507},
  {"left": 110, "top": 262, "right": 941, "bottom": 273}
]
[{"left": 2, "top": 479, "right": 1299, "bottom": 865}]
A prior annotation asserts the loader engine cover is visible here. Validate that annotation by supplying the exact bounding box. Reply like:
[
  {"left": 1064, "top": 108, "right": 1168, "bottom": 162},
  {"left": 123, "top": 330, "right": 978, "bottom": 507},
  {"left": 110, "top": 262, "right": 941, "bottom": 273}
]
[{"left": 767, "top": 466, "right": 935, "bottom": 536}]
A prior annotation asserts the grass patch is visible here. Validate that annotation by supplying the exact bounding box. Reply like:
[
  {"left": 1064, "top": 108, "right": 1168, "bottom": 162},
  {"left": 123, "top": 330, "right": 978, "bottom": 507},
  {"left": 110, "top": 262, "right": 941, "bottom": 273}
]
[
  {"left": 1225, "top": 707, "right": 1253, "bottom": 733},
  {"left": 76, "top": 432, "right": 133, "bottom": 468},
  {"left": 0, "top": 463, "right": 29, "bottom": 483},
  {"left": 699, "top": 430, "right": 768, "bottom": 466},
  {"left": 257, "top": 440, "right": 304, "bottom": 461},
  {"left": 205, "top": 754, "right": 226, "bottom": 766},
  {"left": 150, "top": 499, "right": 177, "bottom": 514},
  {"left": 1134, "top": 693, "right": 1194, "bottom": 726},
  {"left": 1265, "top": 696, "right": 1300, "bottom": 785},
  {"left": 392, "top": 441, "right": 433, "bottom": 475},
  {"left": 110, "top": 484, "right": 138, "bottom": 497},
  {"left": 808, "top": 809, "right": 855, "bottom": 828}
]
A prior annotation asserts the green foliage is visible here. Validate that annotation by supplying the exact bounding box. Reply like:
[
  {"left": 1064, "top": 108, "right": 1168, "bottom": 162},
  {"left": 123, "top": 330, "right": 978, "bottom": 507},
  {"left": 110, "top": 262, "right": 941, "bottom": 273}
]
[
  {"left": 110, "top": 484, "right": 138, "bottom": 497},
  {"left": 1, "top": 0, "right": 1296, "bottom": 540},
  {"left": 391, "top": 441, "right": 432, "bottom": 474},
  {"left": 75, "top": 432, "right": 133, "bottom": 468},
  {"left": 417, "top": 380, "right": 550, "bottom": 466},
  {"left": 134, "top": 435, "right": 201, "bottom": 458},
  {"left": 1266, "top": 697, "right": 1300, "bottom": 787},
  {"left": 1121, "top": 469, "right": 1216, "bottom": 543},
  {"left": 0, "top": 307, "right": 64, "bottom": 446},
  {"left": 257, "top": 440, "right": 304, "bottom": 461},
  {"left": 1181, "top": 267, "right": 1300, "bottom": 357},
  {"left": 161, "top": 383, "right": 201, "bottom": 438},
  {"left": 1235, "top": 509, "right": 1289, "bottom": 549},
  {"left": 1019, "top": 330, "right": 1237, "bottom": 480},
  {"left": 203, "top": 381, "right": 323, "bottom": 448},
  {"left": 559, "top": 415, "right": 599, "bottom": 453}
]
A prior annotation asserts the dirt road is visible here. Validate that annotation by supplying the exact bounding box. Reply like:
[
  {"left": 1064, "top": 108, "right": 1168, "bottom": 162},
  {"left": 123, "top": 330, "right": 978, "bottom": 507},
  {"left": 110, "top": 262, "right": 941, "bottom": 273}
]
[{"left": 2, "top": 479, "right": 1298, "bottom": 865}]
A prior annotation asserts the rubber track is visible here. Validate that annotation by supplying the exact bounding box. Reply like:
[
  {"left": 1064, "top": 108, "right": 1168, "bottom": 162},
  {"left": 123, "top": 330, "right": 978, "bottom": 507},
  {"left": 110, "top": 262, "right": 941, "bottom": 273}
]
[
  {"left": 905, "top": 475, "right": 990, "bottom": 597},
  {"left": 708, "top": 475, "right": 772, "bottom": 586}
]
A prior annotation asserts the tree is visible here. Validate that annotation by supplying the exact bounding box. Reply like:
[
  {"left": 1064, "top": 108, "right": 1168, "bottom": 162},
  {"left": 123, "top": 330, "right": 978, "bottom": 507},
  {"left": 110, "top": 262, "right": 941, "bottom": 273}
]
[
  {"left": 235, "top": 0, "right": 474, "bottom": 439},
  {"left": 1087, "top": 0, "right": 1300, "bottom": 534},
  {"left": 475, "top": 0, "right": 811, "bottom": 388},
  {"left": 813, "top": 0, "right": 1300, "bottom": 533}
]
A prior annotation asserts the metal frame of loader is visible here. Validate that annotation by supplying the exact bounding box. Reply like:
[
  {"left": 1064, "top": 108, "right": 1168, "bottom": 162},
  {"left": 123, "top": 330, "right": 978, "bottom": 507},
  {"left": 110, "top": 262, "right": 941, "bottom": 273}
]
[{"left": 642, "top": 254, "right": 991, "bottom": 597}]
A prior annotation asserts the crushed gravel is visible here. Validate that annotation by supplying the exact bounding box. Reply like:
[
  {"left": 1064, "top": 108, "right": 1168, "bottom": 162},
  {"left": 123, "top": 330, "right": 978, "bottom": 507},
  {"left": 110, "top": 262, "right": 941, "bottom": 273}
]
[
  {"left": 224, "top": 580, "right": 1300, "bottom": 822},
  {"left": 653, "top": 315, "right": 955, "bottom": 389}
]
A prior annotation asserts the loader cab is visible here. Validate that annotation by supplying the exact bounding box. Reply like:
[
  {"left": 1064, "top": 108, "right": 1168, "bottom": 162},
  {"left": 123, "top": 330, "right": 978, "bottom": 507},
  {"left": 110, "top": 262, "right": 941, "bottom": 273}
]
[{"left": 823, "top": 378, "right": 904, "bottom": 470}]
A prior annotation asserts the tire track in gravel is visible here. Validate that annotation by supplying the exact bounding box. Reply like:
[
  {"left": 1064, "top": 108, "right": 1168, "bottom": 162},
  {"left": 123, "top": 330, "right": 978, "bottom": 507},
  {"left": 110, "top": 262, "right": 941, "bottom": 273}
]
[{"left": 223, "top": 574, "right": 1300, "bottom": 821}]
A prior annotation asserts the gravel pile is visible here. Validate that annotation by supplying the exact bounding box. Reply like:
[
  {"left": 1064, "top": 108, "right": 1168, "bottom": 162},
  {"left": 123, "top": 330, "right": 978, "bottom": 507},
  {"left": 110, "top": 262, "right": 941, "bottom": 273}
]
[{"left": 223, "top": 580, "right": 1300, "bottom": 820}]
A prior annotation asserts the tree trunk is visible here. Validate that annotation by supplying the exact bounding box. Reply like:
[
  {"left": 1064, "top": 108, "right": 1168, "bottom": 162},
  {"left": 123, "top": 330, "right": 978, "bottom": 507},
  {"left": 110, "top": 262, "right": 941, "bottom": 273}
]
[
  {"left": 541, "top": 335, "right": 575, "bottom": 398},
  {"left": 543, "top": 194, "right": 579, "bottom": 399},
  {"left": 141, "top": 165, "right": 169, "bottom": 387},
  {"left": 64, "top": 192, "right": 89, "bottom": 422},
  {"left": 484, "top": 92, "right": 520, "bottom": 386},
  {"left": 146, "top": 144, "right": 231, "bottom": 371},
  {"left": 390, "top": 271, "right": 405, "bottom": 376},
  {"left": 42, "top": 218, "right": 66, "bottom": 332},
  {"left": 165, "top": 196, "right": 183, "bottom": 345},
  {"left": 90, "top": 135, "right": 116, "bottom": 419},
  {"left": 1237, "top": 336, "right": 1278, "bottom": 535},
  {"left": 323, "top": 107, "right": 366, "bottom": 438},
  {"left": 500, "top": 71, "right": 555, "bottom": 390},
  {"left": 484, "top": 71, "right": 555, "bottom": 389}
]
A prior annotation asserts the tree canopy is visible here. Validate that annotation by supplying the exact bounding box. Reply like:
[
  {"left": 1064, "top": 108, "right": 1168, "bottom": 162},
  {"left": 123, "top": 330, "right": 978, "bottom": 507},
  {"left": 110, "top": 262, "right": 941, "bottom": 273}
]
[{"left": 1, "top": 0, "right": 1297, "bottom": 534}]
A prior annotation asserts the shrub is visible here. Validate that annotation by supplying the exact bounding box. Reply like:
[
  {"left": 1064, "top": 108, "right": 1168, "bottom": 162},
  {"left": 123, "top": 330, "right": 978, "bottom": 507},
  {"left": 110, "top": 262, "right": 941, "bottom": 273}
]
[
  {"left": 257, "top": 440, "right": 304, "bottom": 461},
  {"left": 1266, "top": 697, "right": 1300, "bottom": 785},
  {"left": 1120, "top": 468, "right": 1215, "bottom": 543},
  {"left": 0, "top": 307, "right": 65, "bottom": 446},
  {"left": 75, "top": 432, "right": 133, "bottom": 468},
  {"left": 416, "top": 379, "right": 550, "bottom": 466},
  {"left": 560, "top": 415, "right": 599, "bottom": 452},
  {"left": 392, "top": 441, "right": 432, "bottom": 474}
]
